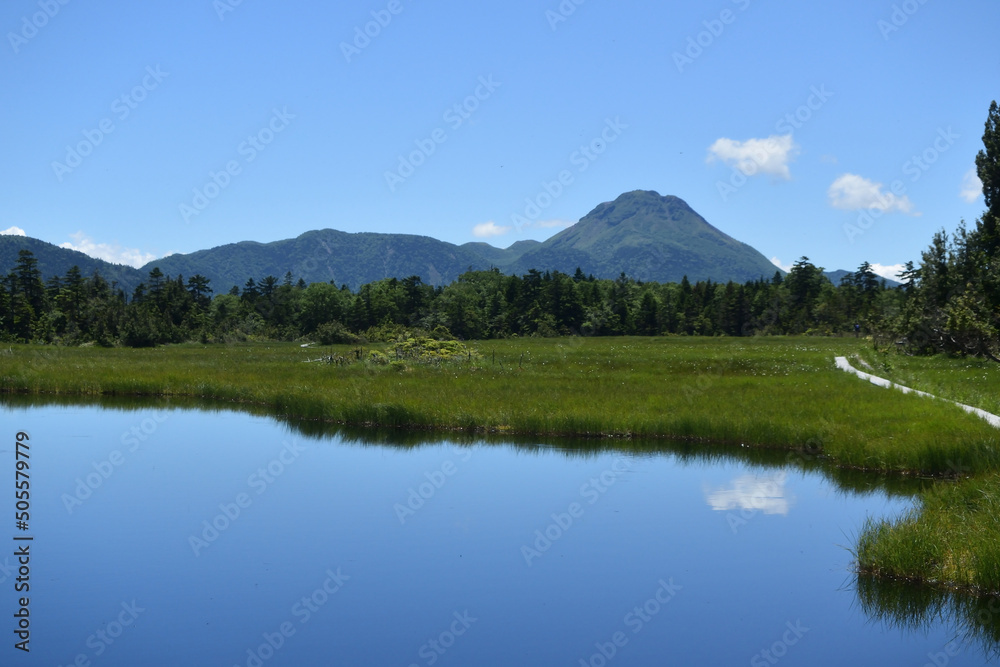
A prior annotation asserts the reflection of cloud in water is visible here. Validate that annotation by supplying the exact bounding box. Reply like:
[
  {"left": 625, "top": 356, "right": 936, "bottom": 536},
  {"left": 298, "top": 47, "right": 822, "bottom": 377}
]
[{"left": 704, "top": 472, "right": 794, "bottom": 515}]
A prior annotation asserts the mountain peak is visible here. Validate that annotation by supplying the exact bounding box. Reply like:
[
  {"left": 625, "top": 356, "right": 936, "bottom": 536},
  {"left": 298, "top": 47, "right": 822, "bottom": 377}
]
[
  {"left": 504, "top": 190, "right": 776, "bottom": 283},
  {"left": 1, "top": 190, "right": 780, "bottom": 291},
  {"left": 583, "top": 190, "right": 698, "bottom": 229}
]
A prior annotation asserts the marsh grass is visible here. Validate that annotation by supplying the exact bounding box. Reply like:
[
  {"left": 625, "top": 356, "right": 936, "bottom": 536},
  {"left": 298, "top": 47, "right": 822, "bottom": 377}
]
[
  {"left": 3, "top": 336, "right": 999, "bottom": 475},
  {"left": 841, "top": 347, "right": 1000, "bottom": 594},
  {"left": 855, "top": 347, "right": 1000, "bottom": 417},
  {"left": 7, "top": 336, "right": 1000, "bottom": 595},
  {"left": 857, "top": 474, "right": 1000, "bottom": 593}
]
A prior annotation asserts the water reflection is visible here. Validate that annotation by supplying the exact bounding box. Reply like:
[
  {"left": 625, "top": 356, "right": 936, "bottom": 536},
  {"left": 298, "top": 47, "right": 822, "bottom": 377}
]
[
  {"left": 703, "top": 471, "right": 794, "bottom": 515},
  {"left": 857, "top": 574, "right": 1000, "bottom": 661},
  {"left": 0, "top": 393, "right": 933, "bottom": 499},
  {"left": 5, "top": 393, "right": 999, "bottom": 662}
]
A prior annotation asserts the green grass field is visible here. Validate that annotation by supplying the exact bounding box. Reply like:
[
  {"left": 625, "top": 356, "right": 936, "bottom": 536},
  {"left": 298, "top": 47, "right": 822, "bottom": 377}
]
[
  {"left": 3, "top": 336, "right": 1000, "bottom": 473},
  {"left": 4, "top": 336, "right": 1000, "bottom": 594},
  {"left": 855, "top": 347, "right": 1000, "bottom": 417},
  {"left": 840, "top": 347, "right": 1000, "bottom": 595}
]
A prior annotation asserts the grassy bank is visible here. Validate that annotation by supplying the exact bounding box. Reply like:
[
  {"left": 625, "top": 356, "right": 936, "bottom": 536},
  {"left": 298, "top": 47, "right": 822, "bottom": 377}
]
[
  {"left": 842, "top": 348, "right": 1000, "bottom": 595},
  {"left": 855, "top": 347, "right": 1000, "bottom": 416},
  {"left": 2, "top": 336, "right": 999, "bottom": 474},
  {"left": 857, "top": 473, "right": 1000, "bottom": 593},
  {"left": 5, "top": 336, "right": 1000, "bottom": 594}
]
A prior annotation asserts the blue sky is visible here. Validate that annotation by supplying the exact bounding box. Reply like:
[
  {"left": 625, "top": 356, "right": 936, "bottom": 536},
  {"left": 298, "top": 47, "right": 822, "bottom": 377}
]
[{"left": 2, "top": 0, "right": 997, "bottom": 279}]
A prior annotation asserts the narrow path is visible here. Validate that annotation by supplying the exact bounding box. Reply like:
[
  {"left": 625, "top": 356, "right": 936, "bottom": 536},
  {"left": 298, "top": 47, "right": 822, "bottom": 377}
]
[{"left": 834, "top": 356, "right": 1000, "bottom": 429}]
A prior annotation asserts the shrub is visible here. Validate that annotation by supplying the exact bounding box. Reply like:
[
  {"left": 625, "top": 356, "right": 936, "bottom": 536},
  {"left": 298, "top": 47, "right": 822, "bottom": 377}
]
[{"left": 316, "top": 321, "right": 360, "bottom": 345}]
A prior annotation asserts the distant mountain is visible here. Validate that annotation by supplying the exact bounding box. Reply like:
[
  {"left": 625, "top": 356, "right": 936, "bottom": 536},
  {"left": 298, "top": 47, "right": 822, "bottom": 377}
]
[
  {"left": 502, "top": 191, "right": 779, "bottom": 284},
  {"left": 137, "top": 192, "right": 779, "bottom": 290},
  {"left": 139, "top": 229, "right": 492, "bottom": 292},
  {"left": 459, "top": 239, "right": 539, "bottom": 266},
  {"left": 0, "top": 235, "right": 141, "bottom": 291},
  {"left": 824, "top": 268, "right": 901, "bottom": 289},
  {"left": 1, "top": 190, "right": 887, "bottom": 292}
]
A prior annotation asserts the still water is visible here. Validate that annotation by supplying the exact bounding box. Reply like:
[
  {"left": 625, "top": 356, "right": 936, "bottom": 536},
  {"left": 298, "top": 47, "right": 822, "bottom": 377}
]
[{"left": 1, "top": 400, "right": 997, "bottom": 666}]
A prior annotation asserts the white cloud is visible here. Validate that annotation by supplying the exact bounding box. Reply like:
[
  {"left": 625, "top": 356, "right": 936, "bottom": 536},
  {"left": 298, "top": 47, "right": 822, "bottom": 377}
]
[
  {"left": 828, "top": 173, "right": 916, "bottom": 214},
  {"left": 770, "top": 257, "right": 793, "bottom": 273},
  {"left": 1, "top": 226, "right": 26, "bottom": 236},
  {"left": 472, "top": 221, "right": 512, "bottom": 238},
  {"left": 707, "top": 134, "right": 799, "bottom": 179},
  {"left": 704, "top": 472, "right": 793, "bottom": 516},
  {"left": 960, "top": 167, "right": 983, "bottom": 203},
  {"left": 870, "top": 263, "right": 906, "bottom": 281},
  {"left": 59, "top": 232, "right": 158, "bottom": 268}
]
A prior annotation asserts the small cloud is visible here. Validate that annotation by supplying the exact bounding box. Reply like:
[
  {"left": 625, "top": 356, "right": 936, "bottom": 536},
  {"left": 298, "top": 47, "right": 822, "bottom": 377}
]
[
  {"left": 707, "top": 134, "right": 799, "bottom": 179},
  {"left": 472, "top": 221, "right": 512, "bottom": 238},
  {"left": 1, "top": 226, "right": 26, "bottom": 236},
  {"left": 820, "top": 155, "right": 839, "bottom": 165},
  {"left": 960, "top": 167, "right": 983, "bottom": 203},
  {"left": 770, "top": 257, "right": 793, "bottom": 273},
  {"left": 59, "top": 232, "right": 158, "bottom": 268},
  {"left": 870, "top": 263, "right": 905, "bottom": 281},
  {"left": 828, "top": 173, "right": 916, "bottom": 214}
]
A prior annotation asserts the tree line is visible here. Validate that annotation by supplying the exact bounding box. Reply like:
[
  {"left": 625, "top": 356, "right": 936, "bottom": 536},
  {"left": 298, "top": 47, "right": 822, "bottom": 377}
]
[
  {"left": 2, "top": 101, "right": 995, "bottom": 359},
  {"left": 871, "top": 101, "right": 1000, "bottom": 362},
  {"left": 0, "top": 250, "right": 898, "bottom": 346}
]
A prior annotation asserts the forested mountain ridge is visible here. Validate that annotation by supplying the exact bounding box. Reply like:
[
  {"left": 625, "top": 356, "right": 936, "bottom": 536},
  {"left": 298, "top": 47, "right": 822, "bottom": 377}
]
[
  {"left": 1, "top": 191, "right": 788, "bottom": 291},
  {"left": 0, "top": 235, "right": 139, "bottom": 291}
]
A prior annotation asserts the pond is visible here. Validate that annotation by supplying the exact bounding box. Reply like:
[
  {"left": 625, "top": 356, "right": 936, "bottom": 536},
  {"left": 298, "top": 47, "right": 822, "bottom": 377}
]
[{"left": 2, "top": 399, "right": 998, "bottom": 666}]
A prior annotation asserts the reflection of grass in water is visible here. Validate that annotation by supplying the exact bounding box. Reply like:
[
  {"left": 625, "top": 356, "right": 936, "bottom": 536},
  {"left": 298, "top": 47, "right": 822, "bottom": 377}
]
[
  {"left": 856, "top": 573, "right": 1000, "bottom": 659},
  {"left": 4, "top": 337, "right": 1000, "bottom": 475},
  {"left": 0, "top": 390, "right": 937, "bottom": 502},
  {"left": 9, "top": 336, "right": 1000, "bottom": 600}
]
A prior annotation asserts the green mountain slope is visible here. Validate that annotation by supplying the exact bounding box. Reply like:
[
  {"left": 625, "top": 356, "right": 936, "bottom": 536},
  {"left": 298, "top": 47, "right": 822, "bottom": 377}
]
[
  {"left": 508, "top": 190, "right": 779, "bottom": 283},
  {"left": 459, "top": 239, "right": 540, "bottom": 267},
  {"left": 0, "top": 235, "right": 141, "bottom": 290},
  {"left": 3, "top": 191, "right": 837, "bottom": 292},
  {"left": 141, "top": 229, "right": 492, "bottom": 291}
]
